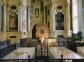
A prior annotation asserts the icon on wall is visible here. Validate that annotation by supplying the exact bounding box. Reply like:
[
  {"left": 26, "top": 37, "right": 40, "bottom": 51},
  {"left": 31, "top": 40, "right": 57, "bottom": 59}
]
[
  {"left": 55, "top": 6, "right": 64, "bottom": 30},
  {"left": 9, "top": 12, "right": 18, "bottom": 31}
]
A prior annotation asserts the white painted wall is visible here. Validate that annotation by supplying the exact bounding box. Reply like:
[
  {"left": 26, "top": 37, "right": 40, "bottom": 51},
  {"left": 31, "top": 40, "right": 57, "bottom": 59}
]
[
  {"left": 78, "top": 0, "right": 82, "bottom": 31},
  {"left": 81, "top": 0, "right": 84, "bottom": 39}
]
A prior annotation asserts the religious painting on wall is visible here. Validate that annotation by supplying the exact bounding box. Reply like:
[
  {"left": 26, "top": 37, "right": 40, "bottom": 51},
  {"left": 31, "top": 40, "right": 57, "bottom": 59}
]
[
  {"left": 9, "top": 12, "right": 18, "bottom": 31},
  {"left": 55, "top": 6, "right": 64, "bottom": 30}
]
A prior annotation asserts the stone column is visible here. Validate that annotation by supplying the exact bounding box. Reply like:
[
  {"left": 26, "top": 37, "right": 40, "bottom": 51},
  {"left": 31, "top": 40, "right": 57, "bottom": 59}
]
[
  {"left": 21, "top": 0, "right": 27, "bottom": 38},
  {"left": 72, "top": 0, "right": 78, "bottom": 34},
  {"left": 1, "top": 0, "right": 7, "bottom": 40},
  {"left": 45, "top": 6, "right": 47, "bottom": 23},
  {"left": 27, "top": 6, "right": 32, "bottom": 38},
  {"left": 65, "top": 0, "right": 72, "bottom": 37},
  {"left": 20, "top": 5, "right": 22, "bottom": 31},
  {"left": 3, "top": 0, "right": 6, "bottom": 31},
  {"left": 44, "top": 6, "right": 45, "bottom": 23},
  {"left": 28, "top": 6, "right": 31, "bottom": 31},
  {"left": 44, "top": 3, "right": 48, "bottom": 24},
  {"left": 0, "top": 0, "right": 2, "bottom": 39}
]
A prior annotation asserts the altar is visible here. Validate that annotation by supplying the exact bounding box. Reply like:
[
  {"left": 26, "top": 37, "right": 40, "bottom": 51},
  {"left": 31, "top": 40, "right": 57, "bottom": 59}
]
[{"left": 43, "top": 38, "right": 58, "bottom": 47}]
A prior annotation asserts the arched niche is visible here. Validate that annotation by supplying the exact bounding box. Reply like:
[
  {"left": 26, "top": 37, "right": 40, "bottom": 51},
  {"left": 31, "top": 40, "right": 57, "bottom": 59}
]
[
  {"left": 8, "top": 6, "right": 18, "bottom": 31},
  {"left": 32, "top": 24, "right": 37, "bottom": 39},
  {"left": 55, "top": 5, "right": 64, "bottom": 30}
]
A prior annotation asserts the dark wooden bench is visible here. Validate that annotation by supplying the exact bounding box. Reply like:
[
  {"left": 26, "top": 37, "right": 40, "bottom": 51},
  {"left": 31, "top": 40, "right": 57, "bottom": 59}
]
[
  {"left": 20, "top": 38, "right": 27, "bottom": 47},
  {"left": 0, "top": 40, "right": 16, "bottom": 59}
]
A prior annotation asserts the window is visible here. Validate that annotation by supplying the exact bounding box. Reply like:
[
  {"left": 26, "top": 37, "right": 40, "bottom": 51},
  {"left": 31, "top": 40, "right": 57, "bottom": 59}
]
[{"left": 72, "top": 0, "right": 78, "bottom": 33}]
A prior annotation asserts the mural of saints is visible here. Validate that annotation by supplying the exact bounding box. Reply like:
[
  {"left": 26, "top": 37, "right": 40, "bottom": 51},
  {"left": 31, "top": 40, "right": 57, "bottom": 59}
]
[
  {"left": 9, "top": 12, "right": 18, "bottom": 31},
  {"left": 55, "top": 6, "right": 64, "bottom": 30}
]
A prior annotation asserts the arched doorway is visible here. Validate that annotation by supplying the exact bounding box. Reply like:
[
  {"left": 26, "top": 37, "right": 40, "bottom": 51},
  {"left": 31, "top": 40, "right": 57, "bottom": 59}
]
[{"left": 32, "top": 24, "right": 37, "bottom": 39}]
